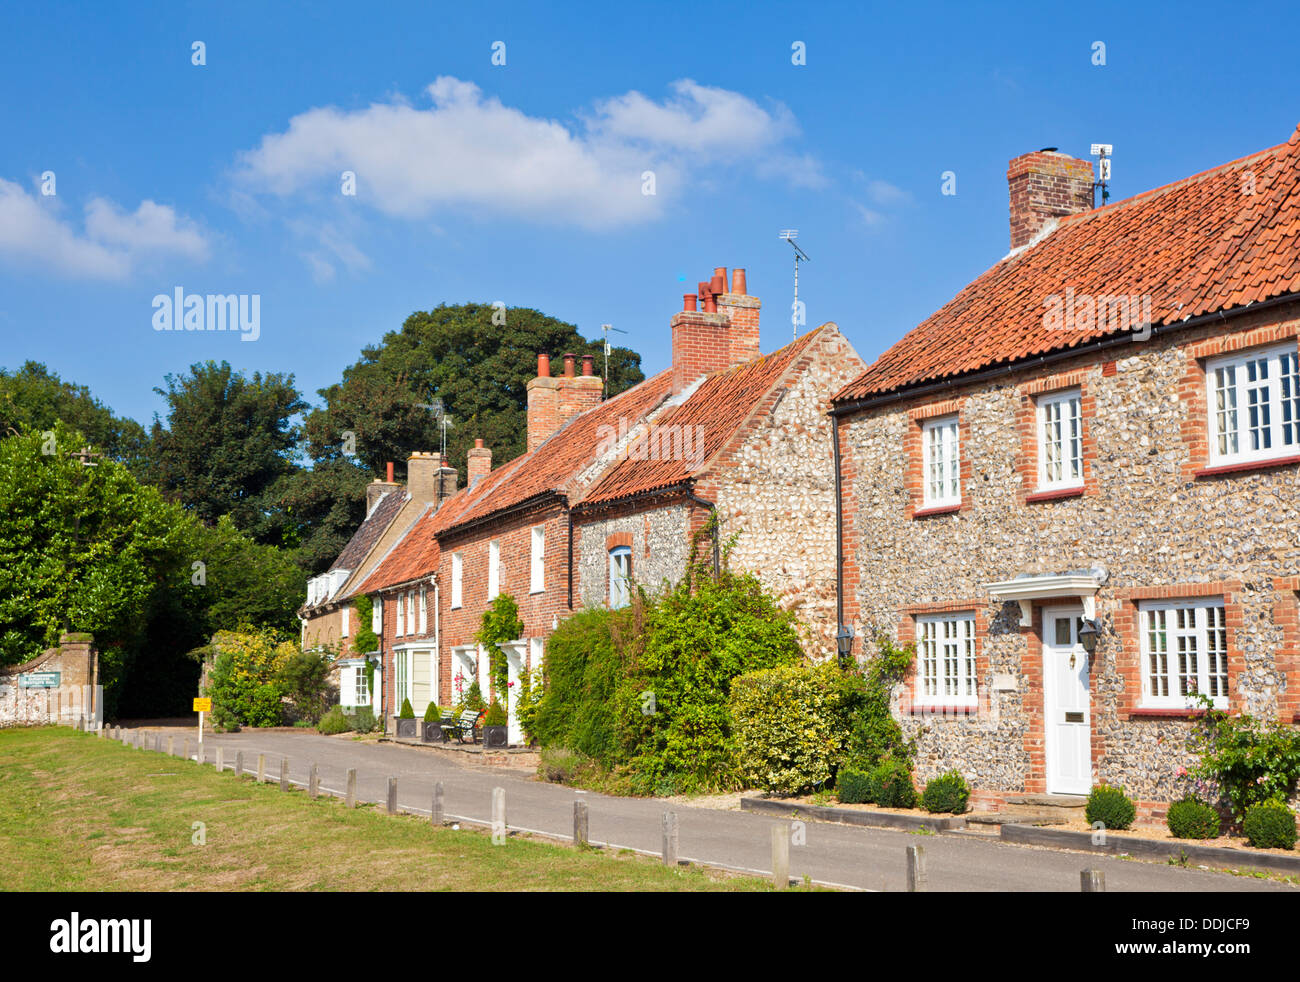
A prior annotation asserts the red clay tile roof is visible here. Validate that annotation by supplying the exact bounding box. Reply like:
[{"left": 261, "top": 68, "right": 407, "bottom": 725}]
[
  {"left": 836, "top": 123, "right": 1300, "bottom": 403},
  {"left": 446, "top": 369, "right": 675, "bottom": 527},
  {"left": 582, "top": 328, "right": 824, "bottom": 505},
  {"left": 328, "top": 488, "right": 407, "bottom": 572}
]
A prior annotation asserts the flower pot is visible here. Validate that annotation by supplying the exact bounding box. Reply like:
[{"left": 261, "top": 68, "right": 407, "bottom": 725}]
[
  {"left": 482, "top": 724, "right": 508, "bottom": 749},
  {"left": 395, "top": 717, "right": 418, "bottom": 738},
  {"left": 421, "top": 720, "right": 445, "bottom": 743}
]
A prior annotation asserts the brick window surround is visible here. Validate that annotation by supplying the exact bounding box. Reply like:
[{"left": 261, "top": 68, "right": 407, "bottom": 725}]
[
  {"left": 904, "top": 399, "right": 972, "bottom": 519},
  {"left": 1180, "top": 325, "right": 1300, "bottom": 480},
  {"left": 1273, "top": 576, "right": 1300, "bottom": 722},
  {"left": 896, "top": 600, "right": 989, "bottom": 716},
  {"left": 1113, "top": 582, "right": 1245, "bottom": 719},
  {"left": 1014, "top": 368, "right": 1100, "bottom": 504}
]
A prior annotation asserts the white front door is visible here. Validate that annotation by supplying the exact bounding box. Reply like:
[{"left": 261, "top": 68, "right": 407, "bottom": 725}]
[
  {"left": 1042, "top": 606, "right": 1092, "bottom": 795},
  {"left": 504, "top": 642, "right": 525, "bottom": 746}
]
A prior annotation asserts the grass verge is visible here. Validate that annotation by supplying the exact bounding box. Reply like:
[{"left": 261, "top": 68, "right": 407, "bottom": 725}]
[{"left": 0, "top": 727, "right": 793, "bottom": 892}]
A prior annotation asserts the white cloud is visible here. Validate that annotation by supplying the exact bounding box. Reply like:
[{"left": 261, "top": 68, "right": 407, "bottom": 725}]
[
  {"left": 0, "top": 178, "right": 209, "bottom": 280},
  {"left": 235, "top": 77, "right": 819, "bottom": 228}
]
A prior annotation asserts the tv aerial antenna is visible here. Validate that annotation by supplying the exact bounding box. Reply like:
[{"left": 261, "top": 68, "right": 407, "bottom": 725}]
[
  {"left": 600, "top": 323, "right": 628, "bottom": 399},
  {"left": 415, "top": 398, "right": 454, "bottom": 458},
  {"left": 779, "top": 229, "right": 809, "bottom": 341},
  {"left": 1090, "top": 144, "right": 1113, "bottom": 207}
]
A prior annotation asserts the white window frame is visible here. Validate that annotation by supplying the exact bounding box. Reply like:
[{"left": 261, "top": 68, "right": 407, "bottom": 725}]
[
  {"left": 1206, "top": 343, "right": 1300, "bottom": 467},
  {"left": 418, "top": 585, "right": 428, "bottom": 635},
  {"left": 530, "top": 526, "right": 545, "bottom": 594},
  {"left": 1139, "top": 598, "right": 1229, "bottom": 709},
  {"left": 394, "top": 649, "right": 410, "bottom": 712},
  {"left": 406, "top": 589, "right": 416, "bottom": 636},
  {"left": 340, "top": 605, "right": 350, "bottom": 638},
  {"left": 395, "top": 593, "right": 405, "bottom": 637},
  {"left": 488, "top": 540, "right": 500, "bottom": 599},
  {"left": 1037, "top": 388, "right": 1084, "bottom": 491},
  {"left": 915, "top": 613, "right": 977, "bottom": 708},
  {"left": 921, "top": 415, "right": 961, "bottom": 508},
  {"left": 609, "top": 546, "right": 632, "bottom": 609},
  {"left": 353, "top": 665, "right": 370, "bottom": 707},
  {"left": 371, "top": 597, "right": 382, "bottom": 635},
  {"left": 451, "top": 553, "right": 463, "bottom": 609}
]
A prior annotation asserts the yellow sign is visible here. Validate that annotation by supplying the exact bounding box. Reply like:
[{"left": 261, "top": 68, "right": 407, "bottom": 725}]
[{"left": 193, "top": 698, "right": 212, "bottom": 713}]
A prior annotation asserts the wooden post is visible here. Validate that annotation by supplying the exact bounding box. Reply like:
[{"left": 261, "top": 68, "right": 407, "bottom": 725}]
[
  {"left": 134, "top": 730, "right": 142, "bottom": 749},
  {"left": 280, "top": 758, "right": 290, "bottom": 792},
  {"left": 491, "top": 787, "right": 506, "bottom": 843},
  {"left": 432, "top": 782, "right": 444, "bottom": 825},
  {"left": 346, "top": 768, "right": 357, "bottom": 808},
  {"left": 234, "top": 750, "right": 244, "bottom": 777},
  {"left": 256, "top": 753, "right": 266, "bottom": 783},
  {"left": 1081, "top": 869, "right": 1105, "bottom": 892},
  {"left": 215, "top": 747, "right": 224, "bottom": 772},
  {"left": 574, "top": 800, "right": 589, "bottom": 847},
  {"left": 662, "top": 811, "right": 679, "bottom": 867},
  {"left": 195, "top": 745, "right": 204, "bottom": 766},
  {"left": 387, "top": 777, "right": 398, "bottom": 814},
  {"left": 96, "top": 721, "right": 103, "bottom": 738},
  {"left": 906, "top": 845, "right": 927, "bottom": 892},
  {"left": 183, "top": 737, "right": 191, "bottom": 760},
  {"left": 167, "top": 735, "right": 175, "bottom": 757},
  {"left": 772, "top": 825, "right": 790, "bottom": 890},
  {"left": 309, "top": 763, "right": 319, "bottom": 799}
]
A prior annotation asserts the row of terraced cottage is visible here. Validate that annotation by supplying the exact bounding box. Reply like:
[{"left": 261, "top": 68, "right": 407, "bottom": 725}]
[{"left": 303, "top": 122, "right": 1300, "bottom": 818}]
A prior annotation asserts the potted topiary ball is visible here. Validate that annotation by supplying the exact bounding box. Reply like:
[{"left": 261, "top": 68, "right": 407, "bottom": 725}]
[
  {"left": 396, "top": 697, "right": 418, "bottom": 738},
  {"left": 422, "top": 702, "right": 444, "bottom": 742},
  {"left": 482, "top": 700, "right": 509, "bottom": 748}
]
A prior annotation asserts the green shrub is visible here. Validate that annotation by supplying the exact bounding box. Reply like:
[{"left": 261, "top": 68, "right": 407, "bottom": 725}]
[
  {"left": 458, "top": 680, "right": 486, "bottom": 714},
  {"left": 318, "top": 705, "right": 351, "bottom": 735},
  {"left": 840, "top": 633, "right": 917, "bottom": 770},
  {"left": 423, "top": 702, "right": 441, "bottom": 723},
  {"left": 1165, "top": 797, "right": 1220, "bottom": 840},
  {"left": 348, "top": 706, "right": 377, "bottom": 733},
  {"left": 1189, "top": 699, "right": 1300, "bottom": 821},
  {"left": 730, "top": 663, "right": 856, "bottom": 794},
  {"left": 1085, "top": 784, "right": 1136, "bottom": 830},
  {"left": 837, "top": 767, "right": 875, "bottom": 804},
  {"left": 872, "top": 757, "right": 917, "bottom": 809},
  {"left": 539, "top": 746, "right": 595, "bottom": 785},
  {"left": 484, "top": 701, "right": 507, "bottom": 726},
  {"left": 1242, "top": 800, "right": 1297, "bottom": 850},
  {"left": 276, "top": 649, "right": 332, "bottom": 723},
  {"left": 351, "top": 595, "right": 379, "bottom": 656},
  {"left": 205, "top": 629, "right": 295, "bottom": 729},
  {"left": 921, "top": 771, "right": 970, "bottom": 814},
  {"left": 399, "top": 697, "right": 415, "bottom": 719}
]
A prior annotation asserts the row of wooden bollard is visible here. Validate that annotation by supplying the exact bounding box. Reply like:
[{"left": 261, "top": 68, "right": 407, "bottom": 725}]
[{"left": 100, "top": 728, "right": 1105, "bottom": 890}]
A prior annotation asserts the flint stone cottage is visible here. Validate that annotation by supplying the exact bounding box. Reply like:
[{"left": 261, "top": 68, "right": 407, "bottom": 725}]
[
  {"left": 832, "top": 124, "right": 1300, "bottom": 820},
  {"left": 346, "top": 267, "right": 865, "bottom": 740}
]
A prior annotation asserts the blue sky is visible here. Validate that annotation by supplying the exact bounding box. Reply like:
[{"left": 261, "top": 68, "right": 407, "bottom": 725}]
[{"left": 1, "top": 0, "right": 1297, "bottom": 430}]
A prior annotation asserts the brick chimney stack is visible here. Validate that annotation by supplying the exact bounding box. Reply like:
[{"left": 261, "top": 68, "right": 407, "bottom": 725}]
[
  {"left": 437, "top": 455, "right": 458, "bottom": 502},
  {"left": 1007, "top": 149, "right": 1095, "bottom": 249},
  {"left": 526, "top": 352, "right": 560, "bottom": 451},
  {"left": 467, "top": 438, "right": 492, "bottom": 486},
  {"left": 557, "top": 350, "right": 603, "bottom": 424},
  {"left": 366, "top": 461, "right": 400, "bottom": 514},
  {"left": 405, "top": 451, "right": 441, "bottom": 503},
  {"left": 671, "top": 264, "right": 760, "bottom": 395}
]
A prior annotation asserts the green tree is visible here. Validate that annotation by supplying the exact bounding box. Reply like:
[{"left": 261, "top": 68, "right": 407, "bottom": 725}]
[
  {"left": 0, "top": 361, "right": 148, "bottom": 469},
  {"left": 303, "top": 303, "right": 643, "bottom": 483},
  {"left": 265, "top": 459, "right": 370, "bottom": 575},
  {"left": 146, "top": 360, "right": 307, "bottom": 544}
]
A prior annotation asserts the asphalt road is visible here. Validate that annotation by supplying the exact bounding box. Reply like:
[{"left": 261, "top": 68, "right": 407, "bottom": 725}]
[{"left": 123, "top": 726, "right": 1294, "bottom": 892}]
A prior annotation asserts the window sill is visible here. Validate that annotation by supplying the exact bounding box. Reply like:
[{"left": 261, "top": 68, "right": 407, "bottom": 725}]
[
  {"left": 906, "top": 704, "right": 979, "bottom": 716},
  {"left": 1025, "top": 486, "right": 1085, "bottom": 504},
  {"left": 1194, "top": 454, "right": 1300, "bottom": 479},
  {"left": 1128, "top": 707, "right": 1216, "bottom": 719},
  {"left": 912, "top": 504, "right": 962, "bottom": 519}
]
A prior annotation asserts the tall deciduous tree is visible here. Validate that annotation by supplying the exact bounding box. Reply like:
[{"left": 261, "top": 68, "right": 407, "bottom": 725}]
[
  {"left": 304, "top": 303, "right": 643, "bottom": 482},
  {"left": 147, "top": 360, "right": 307, "bottom": 544}
]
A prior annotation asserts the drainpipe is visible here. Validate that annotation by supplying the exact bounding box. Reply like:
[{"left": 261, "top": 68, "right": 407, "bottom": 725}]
[{"left": 833, "top": 416, "right": 845, "bottom": 650}]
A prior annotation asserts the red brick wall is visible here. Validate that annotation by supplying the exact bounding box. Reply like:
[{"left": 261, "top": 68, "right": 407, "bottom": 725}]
[
  {"left": 671, "top": 311, "right": 732, "bottom": 395},
  {"left": 1007, "top": 151, "right": 1094, "bottom": 249}
]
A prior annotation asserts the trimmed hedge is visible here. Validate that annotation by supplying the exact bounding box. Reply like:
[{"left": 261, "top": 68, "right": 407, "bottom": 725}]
[
  {"left": 873, "top": 757, "right": 917, "bottom": 809},
  {"left": 1165, "top": 798, "right": 1220, "bottom": 840},
  {"left": 1242, "top": 800, "right": 1297, "bottom": 850},
  {"left": 920, "top": 771, "right": 970, "bottom": 814},
  {"left": 317, "top": 705, "right": 350, "bottom": 736},
  {"left": 399, "top": 698, "right": 415, "bottom": 719},
  {"left": 1085, "top": 784, "right": 1136, "bottom": 830},
  {"left": 731, "top": 663, "right": 854, "bottom": 795},
  {"left": 423, "top": 702, "right": 441, "bottom": 723}
]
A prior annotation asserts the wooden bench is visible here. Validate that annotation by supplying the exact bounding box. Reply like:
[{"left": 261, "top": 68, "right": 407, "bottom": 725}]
[{"left": 441, "top": 709, "right": 483, "bottom": 744}]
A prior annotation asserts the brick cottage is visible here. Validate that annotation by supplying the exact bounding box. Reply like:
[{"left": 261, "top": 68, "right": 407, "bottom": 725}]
[
  {"left": 831, "top": 124, "right": 1300, "bottom": 820},
  {"left": 344, "top": 267, "right": 865, "bottom": 739}
]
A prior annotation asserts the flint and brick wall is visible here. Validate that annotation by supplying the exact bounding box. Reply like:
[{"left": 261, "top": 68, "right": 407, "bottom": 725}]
[{"left": 838, "top": 301, "right": 1300, "bottom": 810}]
